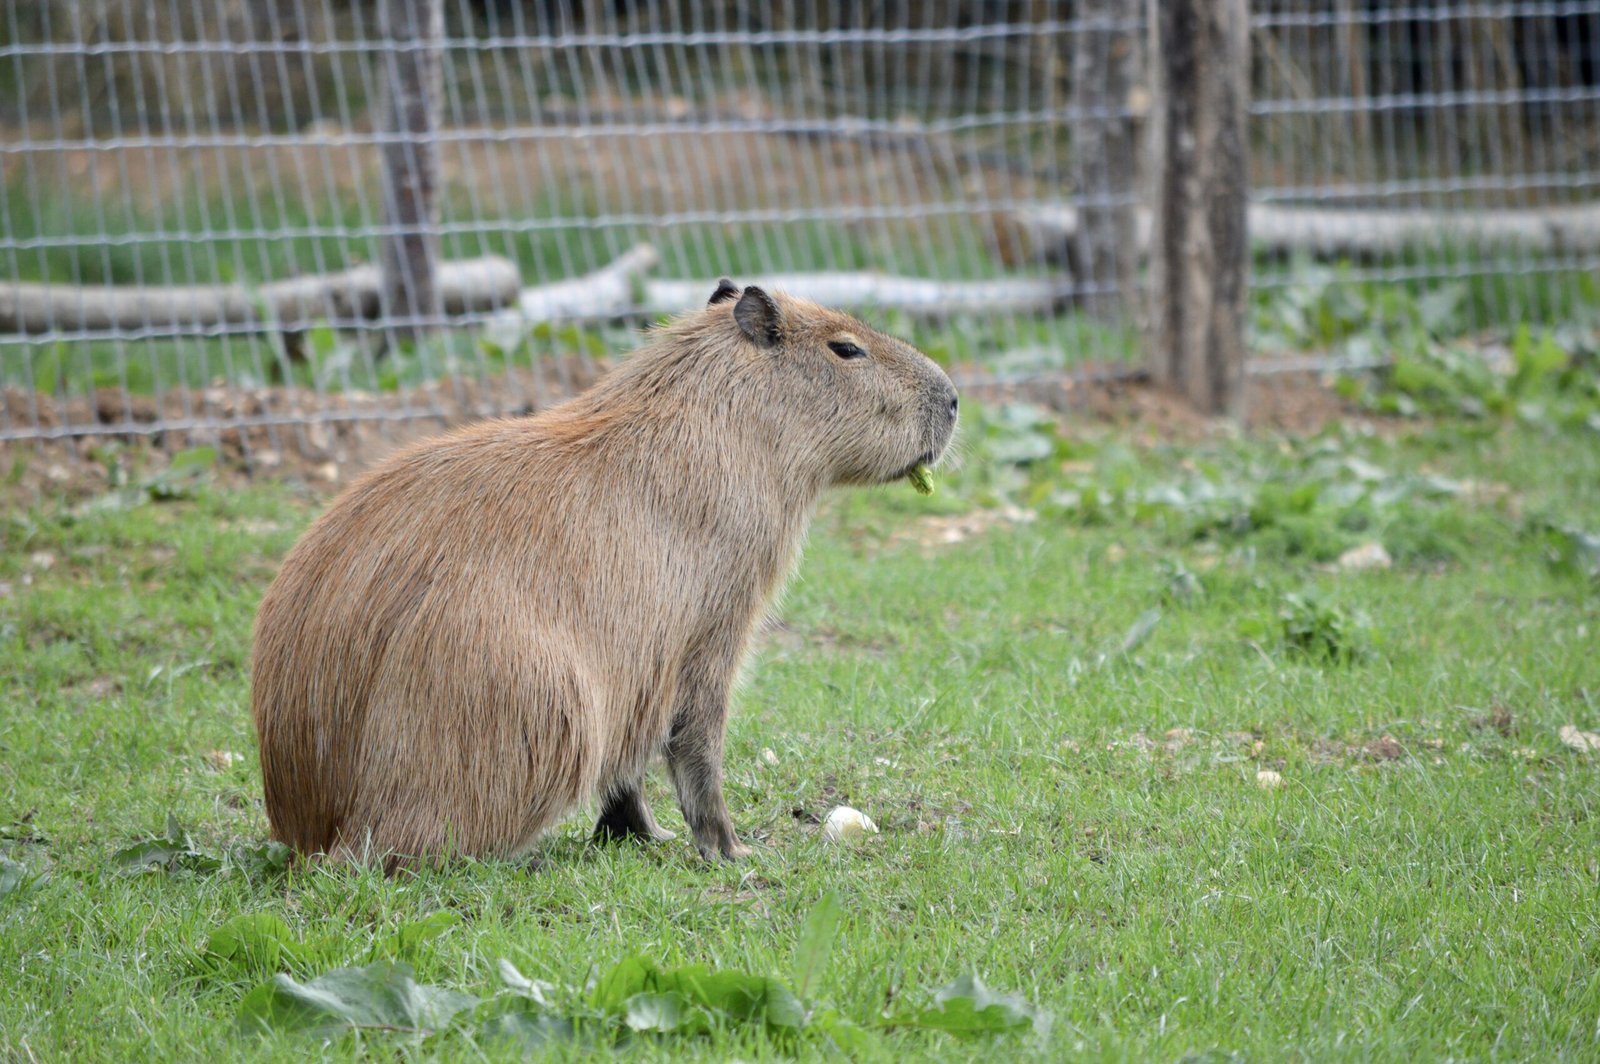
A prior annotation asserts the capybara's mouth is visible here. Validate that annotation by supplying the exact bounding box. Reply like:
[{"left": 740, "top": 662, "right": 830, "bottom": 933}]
[{"left": 892, "top": 451, "right": 939, "bottom": 481}]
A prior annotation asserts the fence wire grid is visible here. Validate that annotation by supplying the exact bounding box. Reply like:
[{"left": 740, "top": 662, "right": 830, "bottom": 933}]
[{"left": 1, "top": 1, "right": 1597, "bottom": 447}]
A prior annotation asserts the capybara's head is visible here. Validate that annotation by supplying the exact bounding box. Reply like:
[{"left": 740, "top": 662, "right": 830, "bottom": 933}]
[{"left": 699, "top": 279, "right": 959, "bottom": 487}]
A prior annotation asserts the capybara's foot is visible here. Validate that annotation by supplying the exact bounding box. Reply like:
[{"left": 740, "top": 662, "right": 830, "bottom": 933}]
[
  {"left": 692, "top": 822, "right": 752, "bottom": 861},
  {"left": 593, "top": 783, "right": 678, "bottom": 843}
]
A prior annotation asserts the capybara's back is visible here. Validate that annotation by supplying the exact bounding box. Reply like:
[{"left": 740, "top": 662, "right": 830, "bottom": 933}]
[{"left": 251, "top": 283, "right": 959, "bottom": 866}]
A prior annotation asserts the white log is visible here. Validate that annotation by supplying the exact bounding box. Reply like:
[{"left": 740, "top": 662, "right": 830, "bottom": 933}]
[
  {"left": 1015, "top": 200, "right": 1600, "bottom": 260},
  {"left": 482, "top": 244, "right": 661, "bottom": 347},
  {"left": 0, "top": 256, "right": 521, "bottom": 336},
  {"left": 1248, "top": 202, "right": 1600, "bottom": 257},
  {"left": 645, "top": 272, "right": 1068, "bottom": 317},
  {"left": 511, "top": 244, "right": 660, "bottom": 321}
]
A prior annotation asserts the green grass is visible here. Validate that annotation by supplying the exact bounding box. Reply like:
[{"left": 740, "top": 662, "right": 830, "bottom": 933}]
[{"left": 1, "top": 406, "right": 1598, "bottom": 1058}]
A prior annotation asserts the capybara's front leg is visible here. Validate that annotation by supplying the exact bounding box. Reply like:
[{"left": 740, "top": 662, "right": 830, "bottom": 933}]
[
  {"left": 592, "top": 780, "right": 677, "bottom": 843},
  {"left": 665, "top": 682, "right": 750, "bottom": 861}
]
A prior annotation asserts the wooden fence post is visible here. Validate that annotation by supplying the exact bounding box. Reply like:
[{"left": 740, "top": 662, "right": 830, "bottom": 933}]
[
  {"left": 1071, "top": 0, "right": 1142, "bottom": 321},
  {"left": 1147, "top": 0, "right": 1249, "bottom": 416},
  {"left": 377, "top": 0, "right": 443, "bottom": 344}
]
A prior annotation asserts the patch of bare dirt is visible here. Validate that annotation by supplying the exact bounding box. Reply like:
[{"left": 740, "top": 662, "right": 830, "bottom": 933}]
[
  {"left": 3, "top": 361, "right": 1368, "bottom": 509},
  {"left": 0, "top": 358, "right": 603, "bottom": 506},
  {"left": 961, "top": 368, "right": 1370, "bottom": 440}
]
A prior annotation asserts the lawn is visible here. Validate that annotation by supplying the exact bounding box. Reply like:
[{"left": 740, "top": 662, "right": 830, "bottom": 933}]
[{"left": 1, "top": 389, "right": 1598, "bottom": 1058}]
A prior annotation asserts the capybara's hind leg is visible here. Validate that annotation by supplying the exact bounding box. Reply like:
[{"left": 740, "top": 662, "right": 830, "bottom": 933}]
[{"left": 592, "top": 779, "right": 677, "bottom": 843}]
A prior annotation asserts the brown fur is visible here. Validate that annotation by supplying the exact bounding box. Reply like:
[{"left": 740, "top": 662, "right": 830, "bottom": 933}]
[{"left": 250, "top": 284, "right": 958, "bottom": 867}]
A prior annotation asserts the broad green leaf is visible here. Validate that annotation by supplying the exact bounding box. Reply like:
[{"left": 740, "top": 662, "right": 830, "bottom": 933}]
[
  {"left": 590, "top": 955, "right": 654, "bottom": 1012},
  {"left": 112, "top": 838, "right": 190, "bottom": 874},
  {"left": 809, "top": 1007, "right": 877, "bottom": 1053},
  {"left": 888, "top": 973, "right": 1042, "bottom": 1036},
  {"left": 624, "top": 991, "right": 695, "bottom": 1033},
  {"left": 376, "top": 910, "right": 460, "bottom": 960},
  {"left": 228, "top": 841, "right": 292, "bottom": 878},
  {"left": 0, "top": 857, "right": 24, "bottom": 898},
  {"left": 112, "top": 816, "right": 222, "bottom": 875},
  {"left": 792, "top": 891, "right": 842, "bottom": 1000},
  {"left": 238, "top": 961, "right": 479, "bottom": 1037},
  {"left": 678, "top": 969, "right": 806, "bottom": 1029},
  {"left": 593, "top": 958, "right": 805, "bottom": 1031},
  {"left": 475, "top": 999, "right": 576, "bottom": 1051},
  {"left": 202, "top": 913, "right": 298, "bottom": 977},
  {"left": 497, "top": 959, "right": 556, "bottom": 1006}
]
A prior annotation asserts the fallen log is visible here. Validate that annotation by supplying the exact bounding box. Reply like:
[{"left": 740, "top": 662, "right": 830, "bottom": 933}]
[
  {"left": 505, "top": 244, "right": 660, "bottom": 322},
  {"left": 488, "top": 251, "right": 1071, "bottom": 327},
  {"left": 483, "top": 244, "right": 661, "bottom": 347},
  {"left": 645, "top": 272, "right": 1072, "bottom": 318},
  {"left": 0, "top": 255, "right": 521, "bottom": 337},
  {"left": 1013, "top": 200, "right": 1600, "bottom": 263}
]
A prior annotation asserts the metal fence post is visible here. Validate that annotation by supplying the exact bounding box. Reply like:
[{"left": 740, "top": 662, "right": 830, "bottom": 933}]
[
  {"left": 1147, "top": 0, "right": 1249, "bottom": 417},
  {"left": 377, "top": 0, "right": 443, "bottom": 344}
]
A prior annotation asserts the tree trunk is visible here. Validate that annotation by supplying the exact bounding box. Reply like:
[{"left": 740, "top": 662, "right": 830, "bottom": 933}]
[
  {"left": 377, "top": 0, "right": 443, "bottom": 344},
  {"left": 1147, "top": 0, "right": 1249, "bottom": 417},
  {"left": 1071, "top": 0, "right": 1142, "bottom": 320}
]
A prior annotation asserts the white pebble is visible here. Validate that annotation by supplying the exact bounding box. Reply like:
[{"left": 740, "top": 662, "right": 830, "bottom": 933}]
[
  {"left": 759, "top": 748, "right": 779, "bottom": 766},
  {"left": 1256, "top": 769, "right": 1284, "bottom": 789},
  {"left": 821, "top": 805, "right": 878, "bottom": 843}
]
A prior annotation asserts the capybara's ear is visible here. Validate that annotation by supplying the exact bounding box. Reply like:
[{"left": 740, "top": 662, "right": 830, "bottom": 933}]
[
  {"left": 708, "top": 278, "right": 740, "bottom": 305},
  {"left": 733, "top": 286, "right": 781, "bottom": 347}
]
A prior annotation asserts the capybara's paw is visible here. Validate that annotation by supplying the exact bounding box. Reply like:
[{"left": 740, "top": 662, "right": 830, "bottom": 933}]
[
  {"left": 693, "top": 828, "right": 752, "bottom": 861},
  {"left": 593, "top": 790, "right": 678, "bottom": 844}
]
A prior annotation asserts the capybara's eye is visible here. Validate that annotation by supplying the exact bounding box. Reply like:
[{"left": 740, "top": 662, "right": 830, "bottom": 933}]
[{"left": 828, "top": 340, "right": 867, "bottom": 360}]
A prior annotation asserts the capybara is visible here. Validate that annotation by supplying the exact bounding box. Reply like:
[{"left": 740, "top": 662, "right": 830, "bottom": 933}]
[{"left": 251, "top": 281, "right": 959, "bottom": 866}]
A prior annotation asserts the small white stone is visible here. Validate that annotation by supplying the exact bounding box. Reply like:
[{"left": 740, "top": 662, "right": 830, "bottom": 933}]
[
  {"left": 759, "top": 748, "right": 779, "bottom": 766},
  {"left": 821, "top": 805, "right": 878, "bottom": 843},
  {"left": 1337, "top": 542, "right": 1392, "bottom": 571},
  {"left": 1558, "top": 725, "right": 1600, "bottom": 754},
  {"left": 1256, "top": 769, "right": 1284, "bottom": 789}
]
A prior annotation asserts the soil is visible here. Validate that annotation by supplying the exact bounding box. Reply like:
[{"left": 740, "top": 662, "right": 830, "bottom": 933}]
[
  {"left": 0, "top": 363, "right": 1372, "bottom": 509},
  {"left": 959, "top": 366, "right": 1363, "bottom": 441}
]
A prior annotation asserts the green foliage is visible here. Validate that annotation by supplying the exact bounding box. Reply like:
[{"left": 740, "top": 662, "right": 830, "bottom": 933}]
[
  {"left": 790, "top": 890, "right": 842, "bottom": 1000},
  {"left": 1340, "top": 321, "right": 1600, "bottom": 428},
  {"left": 237, "top": 949, "right": 1030, "bottom": 1050},
  {"left": 1274, "top": 590, "right": 1375, "bottom": 663},
  {"left": 237, "top": 961, "right": 480, "bottom": 1037},
  {"left": 1035, "top": 428, "right": 1505, "bottom": 566},
  {"left": 110, "top": 815, "right": 290, "bottom": 879},
  {"left": 111, "top": 814, "right": 224, "bottom": 875},
  {"left": 1529, "top": 521, "right": 1600, "bottom": 581},
  {"left": 74, "top": 446, "right": 217, "bottom": 515},
  {"left": 225, "top": 890, "right": 1038, "bottom": 1049},
  {"left": 885, "top": 973, "right": 1044, "bottom": 1035},
  {"left": 200, "top": 914, "right": 304, "bottom": 980},
  {"left": 0, "top": 856, "right": 25, "bottom": 899}
]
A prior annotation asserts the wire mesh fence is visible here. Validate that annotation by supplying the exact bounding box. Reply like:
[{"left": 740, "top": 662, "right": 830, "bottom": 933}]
[{"left": 1, "top": 1, "right": 1597, "bottom": 447}]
